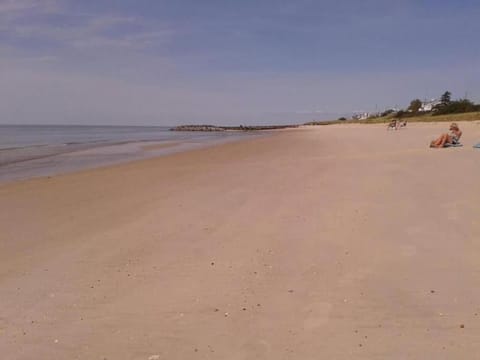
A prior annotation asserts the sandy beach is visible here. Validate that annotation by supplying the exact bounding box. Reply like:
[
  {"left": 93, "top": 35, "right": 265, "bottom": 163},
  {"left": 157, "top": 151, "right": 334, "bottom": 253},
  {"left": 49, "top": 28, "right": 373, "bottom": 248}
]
[{"left": 1, "top": 121, "right": 480, "bottom": 359}]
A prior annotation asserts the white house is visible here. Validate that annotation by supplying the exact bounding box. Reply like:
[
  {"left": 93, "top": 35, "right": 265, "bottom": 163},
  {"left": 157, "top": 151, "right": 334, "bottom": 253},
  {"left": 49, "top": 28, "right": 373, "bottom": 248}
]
[
  {"left": 420, "top": 99, "right": 441, "bottom": 112},
  {"left": 352, "top": 112, "right": 370, "bottom": 120}
]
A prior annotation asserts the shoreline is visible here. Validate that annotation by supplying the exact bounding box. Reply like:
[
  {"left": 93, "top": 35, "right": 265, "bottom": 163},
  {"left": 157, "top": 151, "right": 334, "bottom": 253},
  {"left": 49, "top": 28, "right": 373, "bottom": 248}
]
[{"left": 0, "top": 130, "right": 262, "bottom": 184}]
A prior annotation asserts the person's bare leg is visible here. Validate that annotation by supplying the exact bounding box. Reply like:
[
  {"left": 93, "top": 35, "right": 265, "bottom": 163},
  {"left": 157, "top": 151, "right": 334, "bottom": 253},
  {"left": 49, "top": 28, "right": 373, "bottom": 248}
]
[
  {"left": 430, "top": 135, "right": 442, "bottom": 148},
  {"left": 439, "top": 134, "right": 454, "bottom": 147},
  {"left": 430, "top": 134, "right": 449, "bottom": 148}
]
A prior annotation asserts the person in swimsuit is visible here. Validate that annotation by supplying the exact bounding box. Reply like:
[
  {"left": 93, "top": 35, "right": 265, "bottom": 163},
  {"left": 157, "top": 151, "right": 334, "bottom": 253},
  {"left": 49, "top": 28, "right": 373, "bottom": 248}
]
[{"left": 430, "top": 123, "right": 462, "bottom": 148}]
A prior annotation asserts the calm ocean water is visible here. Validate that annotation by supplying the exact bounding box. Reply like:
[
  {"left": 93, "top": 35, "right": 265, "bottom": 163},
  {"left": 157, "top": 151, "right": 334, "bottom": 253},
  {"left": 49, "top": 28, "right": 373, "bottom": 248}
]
[{"left": 0, "top": 125, "right": 251, "bottom": 182}]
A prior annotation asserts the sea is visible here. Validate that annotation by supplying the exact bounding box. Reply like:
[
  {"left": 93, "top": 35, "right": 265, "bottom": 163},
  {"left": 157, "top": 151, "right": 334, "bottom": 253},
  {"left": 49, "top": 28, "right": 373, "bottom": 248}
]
[{"left": 0, "top": 124, "right": 253, "bottom": 183}]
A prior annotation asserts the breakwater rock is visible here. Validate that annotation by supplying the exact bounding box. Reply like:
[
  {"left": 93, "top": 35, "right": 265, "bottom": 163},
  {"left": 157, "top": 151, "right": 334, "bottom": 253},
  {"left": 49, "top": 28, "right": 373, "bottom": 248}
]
[
  {"left": 170, "top": 124, "right": 299, "bottom": 132},
  {"left": 170, "top": 125, "right": 226, "bottom": 132}
]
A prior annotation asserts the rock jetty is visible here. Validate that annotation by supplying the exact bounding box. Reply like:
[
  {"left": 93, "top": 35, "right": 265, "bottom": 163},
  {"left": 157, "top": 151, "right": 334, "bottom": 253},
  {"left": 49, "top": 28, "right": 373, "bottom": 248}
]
[
  {"left": 170, "top": 124, "right": 299, "bottom": 132},
  {"left": 170, "top": 125, "right": 225, "bottom": 132}
]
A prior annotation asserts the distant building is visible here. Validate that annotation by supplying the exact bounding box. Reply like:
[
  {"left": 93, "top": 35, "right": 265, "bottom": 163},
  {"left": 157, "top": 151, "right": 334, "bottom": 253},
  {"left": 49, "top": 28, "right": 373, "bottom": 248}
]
[
  {"left": 420, "top": 99, "right": 441, "bottom": 112},
  {"left": 352, "top": 112, "right": 370, "bottom": 120}
]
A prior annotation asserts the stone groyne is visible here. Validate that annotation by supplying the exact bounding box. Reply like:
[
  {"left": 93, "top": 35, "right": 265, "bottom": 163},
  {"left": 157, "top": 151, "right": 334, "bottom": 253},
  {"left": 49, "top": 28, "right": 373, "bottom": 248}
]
[{"left": 170, "top": 124, "right": 299, "bottom": 132}]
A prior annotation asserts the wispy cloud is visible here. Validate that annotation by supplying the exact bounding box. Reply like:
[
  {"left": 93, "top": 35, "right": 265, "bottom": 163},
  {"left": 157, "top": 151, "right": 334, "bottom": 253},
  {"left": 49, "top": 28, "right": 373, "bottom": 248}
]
[
  {"left": 1, "top": 1, "right": 172, "bottom": 54},
  {"left": 70, "top": 28, "right": 172, "bottom": 50},
  {"left": 0, "top": 0, "right": 62, "bottom": 19},
  {"left": 18, "top": 55, "right": 58, "bottom": 63},
  {"left": 0, "top": 0, "right": 59, "bottom": 15}
]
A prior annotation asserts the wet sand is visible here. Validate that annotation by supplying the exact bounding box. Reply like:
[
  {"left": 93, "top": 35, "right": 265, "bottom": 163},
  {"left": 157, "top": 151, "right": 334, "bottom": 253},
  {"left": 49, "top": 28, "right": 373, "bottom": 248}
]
[
  {"left": 141, "top": 142, "right": 181, "bottom": 151},
  {"left": 1, "top": 121, "right": 480, "bottom": 359}
]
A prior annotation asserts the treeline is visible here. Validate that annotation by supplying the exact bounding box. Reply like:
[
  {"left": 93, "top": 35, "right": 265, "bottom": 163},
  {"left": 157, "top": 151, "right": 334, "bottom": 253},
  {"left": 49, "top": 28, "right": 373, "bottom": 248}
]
[
  {"left": 349, "top": 91, "right": 480, "bottom": 122},
  {"left": 403, "top": 91, "right": 480, "bottom": 117}
]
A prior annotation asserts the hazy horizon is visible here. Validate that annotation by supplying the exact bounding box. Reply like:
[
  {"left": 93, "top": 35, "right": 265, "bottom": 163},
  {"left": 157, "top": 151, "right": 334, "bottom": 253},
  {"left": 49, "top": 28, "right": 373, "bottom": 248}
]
[{"left": 1, "top": 0, "right": 479, "bottom": 126}]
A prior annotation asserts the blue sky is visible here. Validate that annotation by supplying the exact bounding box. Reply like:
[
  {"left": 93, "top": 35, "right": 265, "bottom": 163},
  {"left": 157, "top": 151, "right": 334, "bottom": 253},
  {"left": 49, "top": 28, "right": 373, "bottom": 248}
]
[{"left": 1, "top": 0, "right": 479, "bottom": 125}]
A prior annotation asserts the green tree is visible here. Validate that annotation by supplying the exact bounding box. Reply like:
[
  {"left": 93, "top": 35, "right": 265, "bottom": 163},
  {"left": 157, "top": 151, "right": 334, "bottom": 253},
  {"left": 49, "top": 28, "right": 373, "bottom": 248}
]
[
  {"left": 434, "top": 98, "right": 479, "bottom": 115},
  {"left": 381, "top": 109, "right": 395, "bottom": 117},
  {"left": 440, "top": 91, "right": 452, "bottom": 105},
  {"left": 408, "top": 99, "right": 422, "bottom": 113}
]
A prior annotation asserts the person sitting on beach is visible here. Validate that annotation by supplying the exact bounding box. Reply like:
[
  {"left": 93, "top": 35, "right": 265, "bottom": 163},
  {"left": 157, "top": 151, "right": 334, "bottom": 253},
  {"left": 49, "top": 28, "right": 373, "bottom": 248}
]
[
  {"left": 430, "top": 123, "right": 462, "bottom": 148},
  {"left": 387, "top": 119, "right": 398, "bottom": 130}
]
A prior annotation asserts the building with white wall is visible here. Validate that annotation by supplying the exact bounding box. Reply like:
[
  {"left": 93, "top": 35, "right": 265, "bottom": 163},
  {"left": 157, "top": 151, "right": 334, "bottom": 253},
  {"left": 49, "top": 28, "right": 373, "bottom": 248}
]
[{"left": 420, "top": 99, "right": 441, "bottom": 112}]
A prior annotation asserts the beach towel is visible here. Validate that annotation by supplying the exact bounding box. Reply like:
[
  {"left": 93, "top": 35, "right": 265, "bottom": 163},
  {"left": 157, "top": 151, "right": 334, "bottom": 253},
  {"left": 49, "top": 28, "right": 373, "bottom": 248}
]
[{"left": 444, "top": 143, "right": 463, "bottom": 148}]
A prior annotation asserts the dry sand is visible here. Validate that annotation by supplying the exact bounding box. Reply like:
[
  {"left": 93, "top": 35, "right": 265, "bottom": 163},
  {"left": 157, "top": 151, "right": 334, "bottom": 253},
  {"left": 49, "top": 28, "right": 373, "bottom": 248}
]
[{"left": 1, "top": 121, "right": 480, "bottom": 359}]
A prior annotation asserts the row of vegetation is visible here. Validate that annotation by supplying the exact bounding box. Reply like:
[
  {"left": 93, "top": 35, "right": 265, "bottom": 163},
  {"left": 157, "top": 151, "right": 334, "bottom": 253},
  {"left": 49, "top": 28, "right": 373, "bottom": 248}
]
[
  {"left": 353, "top": 110, "right": 480, "bottom": 125},
  {"left": 324, "top": 91, "right": 480, "bottom": 124},
  {"left": 401, "top": 91, "right": 480, "bottom": 117}
]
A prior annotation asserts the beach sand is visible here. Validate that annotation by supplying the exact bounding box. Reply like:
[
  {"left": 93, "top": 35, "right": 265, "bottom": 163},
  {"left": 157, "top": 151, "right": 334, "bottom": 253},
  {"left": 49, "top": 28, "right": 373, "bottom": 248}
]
[{"left": 1, "top": 121, "right": 480, "bottom": 359}]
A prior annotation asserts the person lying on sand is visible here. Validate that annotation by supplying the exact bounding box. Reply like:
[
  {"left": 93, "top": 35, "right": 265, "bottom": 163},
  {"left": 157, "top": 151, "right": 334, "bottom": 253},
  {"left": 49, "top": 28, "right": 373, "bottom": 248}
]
[
  {"left": 430, "top": 123, "right": 462, "bottom": 148},
  {"left": 388, "top": 119, "right": 407, "bottom": 130}
]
